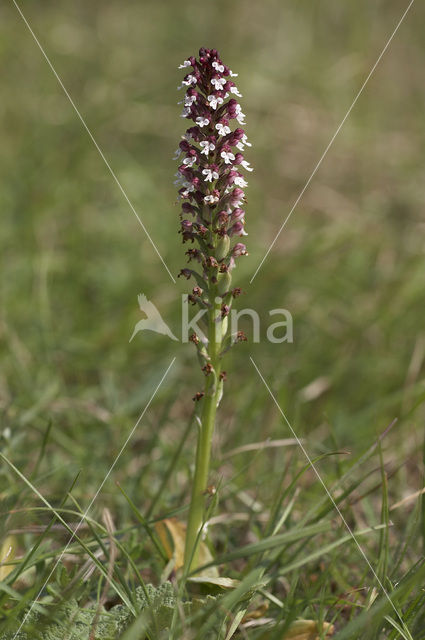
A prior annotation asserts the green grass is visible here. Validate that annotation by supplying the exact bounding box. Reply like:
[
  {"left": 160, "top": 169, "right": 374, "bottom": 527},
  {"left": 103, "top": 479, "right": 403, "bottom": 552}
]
[{"left": 1, "top": 0, "right": 425, "bottom": 637}]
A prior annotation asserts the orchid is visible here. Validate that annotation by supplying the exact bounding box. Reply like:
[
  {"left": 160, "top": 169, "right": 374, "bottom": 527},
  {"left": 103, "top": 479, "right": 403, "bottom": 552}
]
[{"left": 175, "top": 47, "right": 252, "bottom": 572}]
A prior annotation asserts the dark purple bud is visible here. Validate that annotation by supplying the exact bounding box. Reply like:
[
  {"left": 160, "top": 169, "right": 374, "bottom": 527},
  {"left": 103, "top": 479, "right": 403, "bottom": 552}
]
[
  {"left": 179, "top": 140, "right": 191, "bottom": 152},
  {"left": 178, "top": 268, "right": 192, "bottom": 279},
  {"left": 186, "top": 126, "right": 202, "bottom": 141},
  {"left": 178, "top": 164, "right": 190, "bottom": 176},
  {"left": 187, "top": 87, "right": 198, "bottom": 99},
  {"left": 229, "top": 221, "right": 246, "bottom": 236},
  {"left": 227, "top": 128, "right": 244, "bottom": 146},
  {"left": 229, "top": 188, "right": 245, "bottom": 206},
  {"left": 182, "top": 202, "right": 195, "bottom": 214},
  {"left": 232, "top": 243, "right": 248, "bottom": 257},
  {"left": 217, "top": 210, "right": 229, "bottom": 225},
  {"left": 226, "top": 170, "right": 239, "bottom": 186},
  {"left": 193, "top": 190, "right": 204, "bottom": 205},
  {"left": 231, "top": 208, "right": 245, "bottom": 222},
  {"left": 220, "top": 143, "right": 232, "bottom": 154},
  {"left": 221, "top": 304, "right": 230, "bottom": 318},
  {"left": 227, "top": 99, "right": 239, "bottom": 118}
]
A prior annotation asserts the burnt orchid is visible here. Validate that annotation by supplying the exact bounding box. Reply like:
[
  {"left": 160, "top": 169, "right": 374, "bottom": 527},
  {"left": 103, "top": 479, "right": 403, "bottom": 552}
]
[{"left": 175, "top": 47, "right": 252, "bottom": 573}]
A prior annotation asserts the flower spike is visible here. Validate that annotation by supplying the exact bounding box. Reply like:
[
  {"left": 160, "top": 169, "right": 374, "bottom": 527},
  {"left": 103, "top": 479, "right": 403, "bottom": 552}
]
[{"left": 176, "top": 49, "right": 252, "bottom": 574}]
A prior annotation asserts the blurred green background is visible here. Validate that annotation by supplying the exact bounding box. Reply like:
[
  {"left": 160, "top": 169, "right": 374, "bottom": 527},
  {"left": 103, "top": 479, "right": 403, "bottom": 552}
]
[{"left": 1, "top": 0, "right": 424, "bottom": 513}]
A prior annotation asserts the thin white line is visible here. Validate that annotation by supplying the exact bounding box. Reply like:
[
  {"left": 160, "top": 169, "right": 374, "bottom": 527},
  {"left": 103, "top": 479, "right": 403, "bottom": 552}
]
[
  {"left": 12, "top": 0, "right": 176, "bottom": 284},
  {"left": 12, "top": 357, "right": 176, "bottom": 640},
  {"left": 250, "top": 0, "right": 415, "bottom": 284},
  {"left": 249, "top": 356, "right": 412, "bottom": 636}
]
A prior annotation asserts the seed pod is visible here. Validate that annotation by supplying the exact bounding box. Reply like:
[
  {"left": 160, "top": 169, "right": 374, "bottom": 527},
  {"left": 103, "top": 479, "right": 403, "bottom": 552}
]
[
  {"left": 217, "top": 270, "right": 232, "bottom": 295},
  {"left": 216, "top": 234, "right": 230, "bottom": 261}
]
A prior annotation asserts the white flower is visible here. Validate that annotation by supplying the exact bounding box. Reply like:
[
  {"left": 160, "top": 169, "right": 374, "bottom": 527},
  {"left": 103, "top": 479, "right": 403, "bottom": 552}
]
[
  {"left": 241, "top": 160, "right": 253, "bottom": 172},
  {"left": 183, "top": 156, "right": 197, "bottom": 167},
  {"left": 211, "top": 77, "right": 226, "bottom": 90},
  {"left": 221, "top": 150, "right": 235, "bottom": 164},
  {"left": 178, "top": 59, "right": 191, "bottom": 69},
  {"left": 236, "top": 111, "right": 246, "bottom": 125},
  {"left": 182, "top": 181, "right": 195, "bottom": 193},
  {"left": 236, "top": 134, "right": 252, "bottom": 150},
  {"left": 212, "top": 61, "right": 225, "bottom": 73},
  {"left": 180, "top": 107, "right": 191, "bottom": 118},
  {"left": 234, "top": 176, "right": 248, "bottom": 188},
  {"left": 207, "top": 95, "right": 224, "bottom": 110},
  {"left": 182, "top": 74, "right": 197, "bottom": 86},
  {"left": 173, "top": 148, "right": 182, "bottom": 160},
  {"left": 204, "top": 194, "right": 219, "bottom": 204},
  {"left": 184, "top": 94, "right": 197, "bottom": 106},
  {"left": 229, "top": 70, "right": 238, "bottom": 77},
  {"left": 215, "top": 123, "right": 231, "bottom": 136},
  {"left": 230, "top": 86, "right": 242, "bottom": 97},
  {"left": 200, "top": 140, "right": 216, "bottom": 156},
  {"left": 196, "top": 117, "right": 210, "bottom": 128},
  {"left": 202, "top": 168, "right": 219, "bottom": 182}
]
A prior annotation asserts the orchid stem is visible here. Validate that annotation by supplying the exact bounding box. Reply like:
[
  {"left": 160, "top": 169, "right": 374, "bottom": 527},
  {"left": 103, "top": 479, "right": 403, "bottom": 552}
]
[{"left": 184, "top": 294, "right": 221, "bottom": 574}]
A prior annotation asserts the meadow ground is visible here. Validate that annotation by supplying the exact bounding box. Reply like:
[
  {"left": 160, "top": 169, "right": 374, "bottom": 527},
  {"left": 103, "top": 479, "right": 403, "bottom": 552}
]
[{"left": 1, "top": 1, "right": 425, "bottom": 638}]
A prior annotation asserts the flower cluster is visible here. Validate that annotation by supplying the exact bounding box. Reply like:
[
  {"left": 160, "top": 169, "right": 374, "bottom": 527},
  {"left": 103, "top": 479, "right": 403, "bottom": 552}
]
[{"left": 175, "top": 48, "right": 251, "bottom": 340}]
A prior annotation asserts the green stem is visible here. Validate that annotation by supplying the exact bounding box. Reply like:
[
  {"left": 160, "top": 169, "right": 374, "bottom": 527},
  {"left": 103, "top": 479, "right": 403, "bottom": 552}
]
[{"left": 184, "top": 292, "right": 222, "bottom": 574}]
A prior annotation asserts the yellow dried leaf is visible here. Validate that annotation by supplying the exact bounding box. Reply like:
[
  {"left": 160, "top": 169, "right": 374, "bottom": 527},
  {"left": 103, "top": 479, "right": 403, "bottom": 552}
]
[
  {"left": 0, "top": 535, "right": 17, "bottom": 581},
  {"left": 188, "top": 576, "right": 239, "bottom": 589},
  {"left": 281, "top": 619, "right": 334, "bottom": 639},
  {"left": 242, "top": 602, "right": 270, "bottom": 622},
  {"left": 154, "top": 518, "right": 218, "bottom": 578}
]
